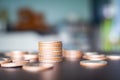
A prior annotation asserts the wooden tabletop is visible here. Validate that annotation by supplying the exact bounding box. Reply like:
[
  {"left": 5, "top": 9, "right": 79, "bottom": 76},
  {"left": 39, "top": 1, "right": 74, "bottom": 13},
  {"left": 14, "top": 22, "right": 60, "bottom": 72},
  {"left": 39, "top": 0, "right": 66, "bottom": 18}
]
[{"left": 0, "top": 59, "right": 120, "bottom": 80}]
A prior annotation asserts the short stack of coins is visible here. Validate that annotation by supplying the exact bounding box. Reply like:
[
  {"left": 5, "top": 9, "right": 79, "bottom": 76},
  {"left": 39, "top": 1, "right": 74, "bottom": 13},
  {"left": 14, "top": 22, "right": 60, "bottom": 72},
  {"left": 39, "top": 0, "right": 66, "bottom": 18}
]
[
  {"left": 38, "top": 41, "right": 63, "bottom": 63},
  {"left": 10, "top": 51, "right": 28, "bottom": 62}
]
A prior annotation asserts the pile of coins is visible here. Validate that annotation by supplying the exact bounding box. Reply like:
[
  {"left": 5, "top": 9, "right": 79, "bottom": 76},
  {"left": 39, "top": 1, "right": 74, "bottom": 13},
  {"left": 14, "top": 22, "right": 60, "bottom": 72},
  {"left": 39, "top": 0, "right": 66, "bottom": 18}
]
[
  {"left": 10, "top": 51, "right": 28, "bottom": 62},
  {"left": 1, "top": 51, "right": 39, "bottom": 68},
  {"left": 1, "top": 51, "right": 54, "bottom": 72},
  {"left": 80, "top": 52, "right": 108, "bottom": 68},
  {"left": 6, "top": 51, "right": 38, "bottom": 63},
  {"left": 23, "top": 52, "right": 38, "bottom": 62},
  {"left": 1, "top": 41, "right": 120, "bottom": 71},
  {"left": 38, "top": 41, "right": 63, "bottom": 63}
]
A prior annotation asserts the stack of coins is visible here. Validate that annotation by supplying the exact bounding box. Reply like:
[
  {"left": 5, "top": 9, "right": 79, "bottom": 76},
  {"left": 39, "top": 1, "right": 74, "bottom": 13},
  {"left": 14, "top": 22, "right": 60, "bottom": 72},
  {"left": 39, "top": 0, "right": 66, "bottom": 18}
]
[
  {"left": 0, "top": 58, "right": 11, "bottom": 64},
  {"left": 83, "top": 52, "right": 106, "bottom": 60},
  {"left": 23, "top": 52, "right": 38, "bottom": 62},
  {"left": 38, "top": 41, "right": 63, "bottom": 63},
  {"left": 10, "top": 51, "right": 28, "bottom": 62},
  {"left": 63, "top": 50, "right": 82, "bottom": 59}
]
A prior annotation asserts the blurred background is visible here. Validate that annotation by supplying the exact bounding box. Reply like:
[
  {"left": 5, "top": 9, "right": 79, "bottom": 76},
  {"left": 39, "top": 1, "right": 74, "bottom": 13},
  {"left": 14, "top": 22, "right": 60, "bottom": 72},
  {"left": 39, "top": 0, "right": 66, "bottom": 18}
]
[{"left": 0, "top": 0, "right": 120, "bottom": 52}]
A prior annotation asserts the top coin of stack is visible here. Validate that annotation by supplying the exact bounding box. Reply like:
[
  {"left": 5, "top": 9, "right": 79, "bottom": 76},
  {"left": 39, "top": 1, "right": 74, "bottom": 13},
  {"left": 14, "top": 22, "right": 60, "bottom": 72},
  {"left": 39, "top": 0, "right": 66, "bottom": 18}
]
[
  {"left": 83, "top": 52, "right": 106, "bottom": 60},
  {"left": 38, "top": 41, "right": 63, "bottom": 63}
]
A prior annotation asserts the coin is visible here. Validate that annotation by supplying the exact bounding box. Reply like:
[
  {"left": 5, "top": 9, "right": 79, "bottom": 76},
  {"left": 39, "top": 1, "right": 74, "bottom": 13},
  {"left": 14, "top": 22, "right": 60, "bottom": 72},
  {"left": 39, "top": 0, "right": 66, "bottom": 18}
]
[
  {"left": 40, "top": 50, "right": 62, "bottom": 53},
  {"left": 39, "top": 51, "right": 62, "bottom": 56},
  {"left": 39, "top": 47, "right": 62, "bottom": 51},
  {"left": 84, "top": 52, "right": 98, "bottom": 56},
  {"left": 38, "top": 41, "right": 62, "bottom": 47},
  {"left": 1, "top": 62, "right": 25, "bottom": 68},
  {"left": 39, "top": 59, "right": 62, "bottom": 63},
  {"left": 0, "top": 58, "right": 11, "bottom": 64},
  {"left": 23, "top": 63, "right": 54, "bottom": 72},
  {"left": 83, "top": 54, "right": 106, "bottom": 60},
  {"left": 63, "top": 50, "right": 82, "bottom": 59},
  {"left": 24, "top": 54, "right": 38, "bottom": 60},
  {"left": 80, "top": 60, "right": 107, "bottom": 68},
  {"left": 83, "top": 55, "right": 106, "bottom": 60},
  {"left": 10, "top": 51, "right": 27, "bottom": 60},
  {"left": 39, "top": 57, "right": 63, "bottom": 63},
  {"left": 39, "top": 41, "right": 62, "bottom": 45},
  {"left": 107, "top": 55, "right": 120, "bottom": 60},
  {"left": 11, "top": 51, "right": 27, "bottom": 56},
  {"left": 39, "top": 56, "right": 63, "bottom": 60}
]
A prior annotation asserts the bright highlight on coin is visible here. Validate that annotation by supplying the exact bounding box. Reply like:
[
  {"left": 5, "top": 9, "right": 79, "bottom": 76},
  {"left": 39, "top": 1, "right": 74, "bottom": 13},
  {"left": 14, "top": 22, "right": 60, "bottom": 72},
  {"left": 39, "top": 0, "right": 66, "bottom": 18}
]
[
  {"left": 23, "top": 63, "right": 54, "bottom": 72},
  {"left": 107, "top": 55, "right": 120, "bottom": 60},
  {"left": 84, "top": 52, "right": 98, "bottom": 56},
  {"left": 80, "top": 60, "right": 107, "bottom": 68}
]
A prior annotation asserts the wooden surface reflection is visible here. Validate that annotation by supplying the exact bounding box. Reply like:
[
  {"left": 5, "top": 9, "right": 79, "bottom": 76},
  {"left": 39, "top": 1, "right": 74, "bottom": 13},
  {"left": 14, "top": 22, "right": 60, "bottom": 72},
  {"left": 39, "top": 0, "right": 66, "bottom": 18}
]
[{"left": 0, "top": 59, "right": 120, "bottom": 80}]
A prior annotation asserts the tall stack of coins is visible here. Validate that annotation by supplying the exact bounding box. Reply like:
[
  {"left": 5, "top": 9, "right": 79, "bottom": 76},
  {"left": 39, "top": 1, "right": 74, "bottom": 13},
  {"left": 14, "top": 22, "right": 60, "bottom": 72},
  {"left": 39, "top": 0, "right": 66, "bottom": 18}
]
[{"left": 38, "top": 41, "right": 63, "bottom": 63}]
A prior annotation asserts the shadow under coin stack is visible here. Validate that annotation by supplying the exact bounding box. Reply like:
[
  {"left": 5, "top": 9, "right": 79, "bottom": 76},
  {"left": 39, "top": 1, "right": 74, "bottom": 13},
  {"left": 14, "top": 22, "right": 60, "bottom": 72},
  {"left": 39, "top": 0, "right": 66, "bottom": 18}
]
[{"left": 38, "top": 41, "right": 63, "bottom": 63}]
